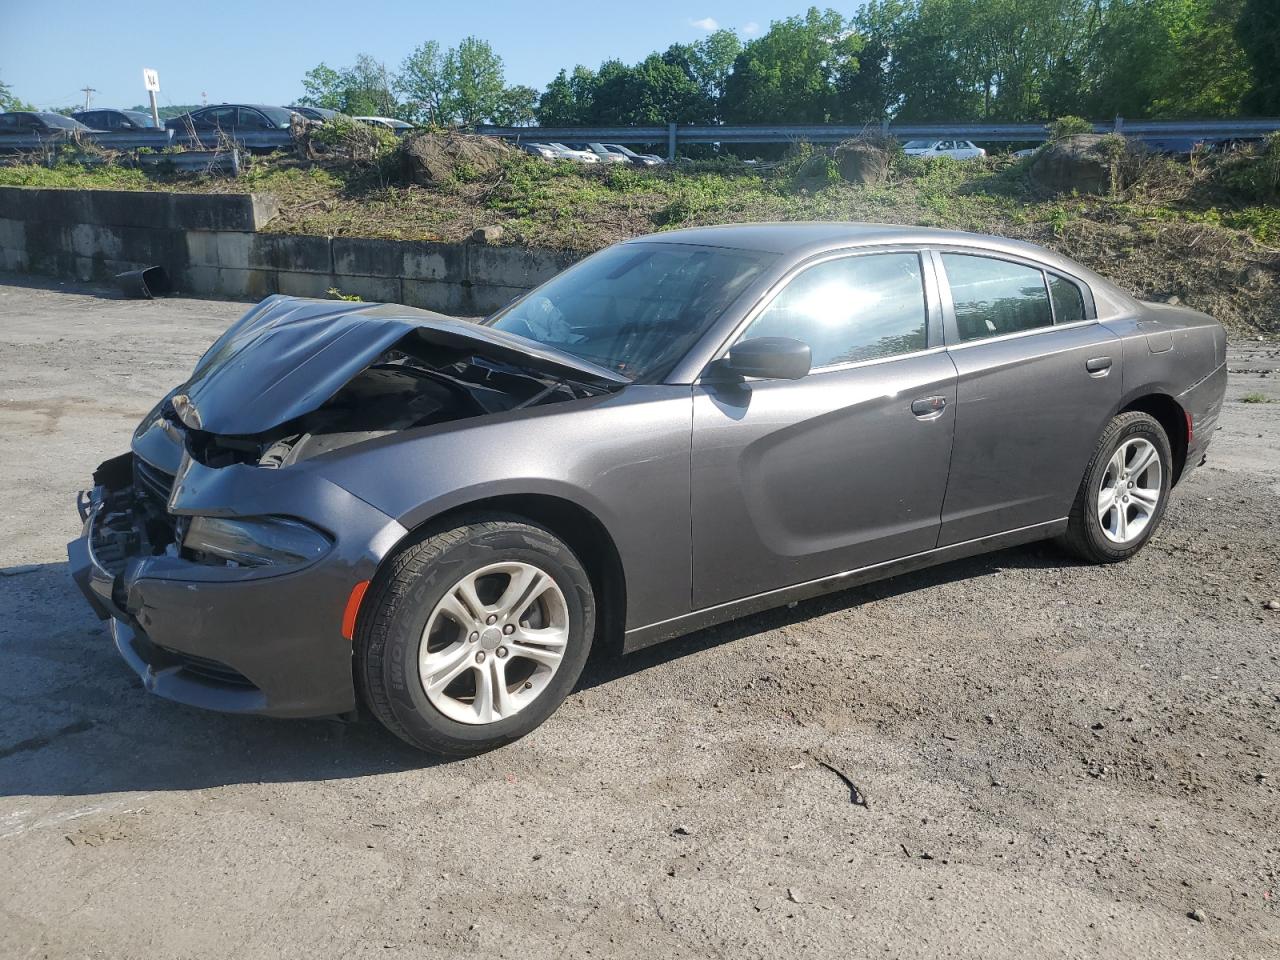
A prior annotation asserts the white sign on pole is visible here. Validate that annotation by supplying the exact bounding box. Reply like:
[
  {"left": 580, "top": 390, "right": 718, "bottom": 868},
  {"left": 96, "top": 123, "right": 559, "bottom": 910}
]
[{"left": 143, "top": 69, "right": 160, "bottom": 93}]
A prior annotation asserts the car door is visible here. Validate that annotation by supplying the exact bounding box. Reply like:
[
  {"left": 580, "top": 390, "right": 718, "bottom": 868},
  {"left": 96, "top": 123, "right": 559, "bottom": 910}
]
[
  {"left": 691, "top": 249, "right": 958, "bottom": 609},
  {"left": 932, "top": 249, "right": 1121, "bottom": 545}
]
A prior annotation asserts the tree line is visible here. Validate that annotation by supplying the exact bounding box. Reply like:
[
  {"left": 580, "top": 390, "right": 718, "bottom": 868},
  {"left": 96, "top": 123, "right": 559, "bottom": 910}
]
[{"left": 300, "top": 1, "right": 1278, "bottom": 128}]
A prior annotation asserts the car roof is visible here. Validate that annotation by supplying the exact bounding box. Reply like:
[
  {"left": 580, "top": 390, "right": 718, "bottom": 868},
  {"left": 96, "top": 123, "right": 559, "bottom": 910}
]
[{"left": 632, "top": 222, "right": 1134, "bottom": 307}]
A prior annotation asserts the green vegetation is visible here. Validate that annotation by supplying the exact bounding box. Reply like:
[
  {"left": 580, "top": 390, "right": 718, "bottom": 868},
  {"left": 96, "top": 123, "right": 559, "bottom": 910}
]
[
  {"left": 3, "top": 132, "right": 1277, "bottom": 338},
  {"left": 279, "top": 1, "right": 1280, "bottom": 132},
  {"left": 1240, "top": 392, "right": 1273, "bottom": 403}
]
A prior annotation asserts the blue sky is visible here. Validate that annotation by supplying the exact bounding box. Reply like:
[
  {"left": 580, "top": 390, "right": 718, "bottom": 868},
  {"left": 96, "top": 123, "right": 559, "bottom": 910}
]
[{"left": 1, "top": 1, "right": 831, "bottom": 111}]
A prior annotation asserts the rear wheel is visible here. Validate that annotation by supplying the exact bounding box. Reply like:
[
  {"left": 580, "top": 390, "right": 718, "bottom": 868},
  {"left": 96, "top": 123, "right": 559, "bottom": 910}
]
[
  {"left": 356, "top": 516, "right": 595, "bottom": 756},
  {"left": 1061, "top": 411, "right": 1172, "bottom": 563}
]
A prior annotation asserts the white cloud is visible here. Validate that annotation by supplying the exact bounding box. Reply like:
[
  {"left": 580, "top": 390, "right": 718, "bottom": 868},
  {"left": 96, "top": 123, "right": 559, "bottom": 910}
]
[
  {"left": 691, "top": 17, "right": 719, "bottom": 30},
  {"left": 742, "top": 21, "right": 761, "bottom": 35}
]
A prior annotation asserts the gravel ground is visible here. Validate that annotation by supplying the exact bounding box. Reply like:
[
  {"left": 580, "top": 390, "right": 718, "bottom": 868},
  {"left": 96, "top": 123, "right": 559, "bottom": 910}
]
[{"left": 1, "top": 275, "right": 1277, "bottom": 959}]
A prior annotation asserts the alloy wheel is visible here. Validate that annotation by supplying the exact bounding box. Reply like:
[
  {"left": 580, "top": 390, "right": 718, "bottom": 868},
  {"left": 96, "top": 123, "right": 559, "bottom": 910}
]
[
  {"left": 418, "top": 561, "right": 569, "bottom": 725},
  {"left": 1096, "top": 438, "right": 1162, "bottom": 545}
]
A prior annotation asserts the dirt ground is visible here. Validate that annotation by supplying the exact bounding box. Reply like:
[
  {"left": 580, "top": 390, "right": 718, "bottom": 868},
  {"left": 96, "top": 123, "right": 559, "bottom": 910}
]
[{"left": 0, "top": 275, "right": 1277, "bottom": 959}]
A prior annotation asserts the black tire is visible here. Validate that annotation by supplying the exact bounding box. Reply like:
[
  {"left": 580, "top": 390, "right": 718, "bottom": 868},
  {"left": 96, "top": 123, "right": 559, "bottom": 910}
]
[
  {"left": 1061, "top": 411, "right": 1172, "bottom": 564},
  {"left": 356, "top": 514, "right": 595, "bottom": 756}
]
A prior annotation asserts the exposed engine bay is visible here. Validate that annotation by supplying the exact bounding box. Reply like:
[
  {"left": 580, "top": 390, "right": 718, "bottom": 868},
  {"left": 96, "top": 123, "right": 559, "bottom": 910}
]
[{"left": 175, "top": 336, "right": 617, "bottom": 471}]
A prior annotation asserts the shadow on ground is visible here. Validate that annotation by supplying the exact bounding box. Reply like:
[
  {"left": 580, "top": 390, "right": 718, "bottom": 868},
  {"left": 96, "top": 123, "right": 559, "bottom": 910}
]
[{"left": 0, "top": 541, "right": 1074, "bottom": 798}]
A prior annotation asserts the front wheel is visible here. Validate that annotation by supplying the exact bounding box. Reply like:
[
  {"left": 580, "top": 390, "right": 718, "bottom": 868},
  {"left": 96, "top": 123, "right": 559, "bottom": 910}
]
[
  {"left": 356, "top": 516, "right": 595, "bottom": 756},
  {"left": 1061, "top": 411, "right": 1172, "bottom": 564}
]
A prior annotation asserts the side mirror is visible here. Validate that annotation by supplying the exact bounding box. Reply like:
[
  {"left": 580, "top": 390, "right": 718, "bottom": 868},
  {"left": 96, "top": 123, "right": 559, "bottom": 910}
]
[{"left": 721, "top": 337, "right": 811, "bottom": 380}]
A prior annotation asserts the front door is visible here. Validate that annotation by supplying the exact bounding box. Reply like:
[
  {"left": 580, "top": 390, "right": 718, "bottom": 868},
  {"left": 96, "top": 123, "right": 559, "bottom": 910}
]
[{"left": 691, "top": 250, "right": 958, "bottom": 609}]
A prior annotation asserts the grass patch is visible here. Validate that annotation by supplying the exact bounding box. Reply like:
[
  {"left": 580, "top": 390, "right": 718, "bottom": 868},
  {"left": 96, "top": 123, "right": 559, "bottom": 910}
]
[
  {"left": 1240, "top": 391, "right": 1273, "bottom": 403},
  {"left": 1, "top": 141, "right": 1278, "bottom": 336}
]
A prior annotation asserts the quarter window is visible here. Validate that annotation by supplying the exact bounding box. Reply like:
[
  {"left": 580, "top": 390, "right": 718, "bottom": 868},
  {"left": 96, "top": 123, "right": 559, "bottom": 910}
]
[
  {"left": 1048, "top": 274, "right": 1086, "bottom": 324},
  {"left": 740, "top": 253, "right": 929, "bottom": 368},
  {"left": 942, "top": 254, "right": 1053, "bottom": 342}
]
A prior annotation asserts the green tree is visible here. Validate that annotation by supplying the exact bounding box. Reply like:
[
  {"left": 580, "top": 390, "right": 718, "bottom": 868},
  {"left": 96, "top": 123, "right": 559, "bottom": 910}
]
[
  {"left": 395, "top": 40, "right": 450, "bottom": 124},
  {"left": 300, "top": 63, "right": 345, "bottom": 110},
  {"left": 1238, "top": 0, "right": 1280, "bottom": 114},
  {"left": 536, "top": 66, "right": 597, "bottom": 125},
  {"left": 1, "top": 76, "right": 35, "bottom": 111},
  {"left": 722, "top": 7, "right": 865, "bottom": 123},
  {"left": 492, "top": 84, "right": 539, "bottom": 126},
  {"left": 299, "top": 56, "right": 398, "bottom": 116},
  {"left": 1086, "top": 0, "right": 1250, "bottom": 118},
  {"left": 443, "top": 36, "right": 506, "bottom": 127}
]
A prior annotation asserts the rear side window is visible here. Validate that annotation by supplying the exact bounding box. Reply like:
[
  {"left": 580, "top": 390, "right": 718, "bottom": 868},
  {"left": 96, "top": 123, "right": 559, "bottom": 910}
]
[
  {"left": 742, "top": 252, "right": 928, "bottom": 367},
  {"left": 1049, "top": 274, "right": 1086, "bottom": 324},
  {"left": 942, "top": 254, "right": 1052, "bottom": 342}
]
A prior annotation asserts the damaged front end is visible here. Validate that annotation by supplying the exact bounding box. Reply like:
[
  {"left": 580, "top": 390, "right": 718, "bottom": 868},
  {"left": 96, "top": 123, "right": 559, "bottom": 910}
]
[{"left": 67, "top": 295, "right": 626, "bottom": 718}]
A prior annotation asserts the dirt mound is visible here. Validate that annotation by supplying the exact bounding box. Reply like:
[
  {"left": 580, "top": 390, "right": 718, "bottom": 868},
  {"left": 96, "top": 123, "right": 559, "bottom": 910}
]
[
  {"left": 834, "top": 139, "right": 889, "bottom": 185},
  {"left": 1029, "top": 134, "right": 1122, "bottom": 195},
  {"left": 399, "top": 131, "right": 513, "bottom": 186}
]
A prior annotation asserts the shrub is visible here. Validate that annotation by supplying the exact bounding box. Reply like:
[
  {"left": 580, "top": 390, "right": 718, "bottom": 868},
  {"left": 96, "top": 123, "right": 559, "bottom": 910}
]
[{"left": 1047, "top": 116, "right": 1094, "bottom": 140}]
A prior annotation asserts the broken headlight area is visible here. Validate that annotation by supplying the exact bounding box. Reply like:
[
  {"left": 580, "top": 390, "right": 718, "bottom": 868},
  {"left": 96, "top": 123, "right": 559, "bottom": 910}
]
[
  {"left": 88, "top": 453, "right": 181, "bottom": 577},
  {"left": 181, "top": 516, "right": 332, "bottom": 569}
]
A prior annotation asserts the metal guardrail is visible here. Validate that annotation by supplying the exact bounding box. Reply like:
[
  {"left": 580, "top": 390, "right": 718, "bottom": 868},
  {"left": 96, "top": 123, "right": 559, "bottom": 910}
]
[{"left": 478, "top": 118, "right": 1280, "bottom": 159}]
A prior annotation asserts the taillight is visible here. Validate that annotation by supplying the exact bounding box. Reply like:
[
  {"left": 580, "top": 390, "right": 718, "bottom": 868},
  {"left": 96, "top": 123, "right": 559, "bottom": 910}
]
[{"left": 1185, "top": 410, "right": 1194, "bottom": 445}]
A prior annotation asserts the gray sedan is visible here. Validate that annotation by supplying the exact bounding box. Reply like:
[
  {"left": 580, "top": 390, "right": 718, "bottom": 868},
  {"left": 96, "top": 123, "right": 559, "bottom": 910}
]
[{"left": 68, "top": 224, "right": 1227, "bottom": 754}]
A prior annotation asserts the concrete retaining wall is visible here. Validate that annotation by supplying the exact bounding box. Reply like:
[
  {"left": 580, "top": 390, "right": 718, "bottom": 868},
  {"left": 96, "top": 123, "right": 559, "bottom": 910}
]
[{"left": 0, "top": 186, "right": 582, "bottom": 314}]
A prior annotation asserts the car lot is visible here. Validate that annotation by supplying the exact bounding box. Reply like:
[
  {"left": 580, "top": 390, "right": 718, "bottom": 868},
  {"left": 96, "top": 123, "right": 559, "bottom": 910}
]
[{"left": 0, "top": 274, "right": 1277, "bottom": 959}]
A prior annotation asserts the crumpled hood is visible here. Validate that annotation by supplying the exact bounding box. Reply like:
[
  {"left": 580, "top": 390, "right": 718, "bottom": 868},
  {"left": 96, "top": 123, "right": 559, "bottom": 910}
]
[{"left": 172, "top": 295, "right": 628, "bottom": 436}]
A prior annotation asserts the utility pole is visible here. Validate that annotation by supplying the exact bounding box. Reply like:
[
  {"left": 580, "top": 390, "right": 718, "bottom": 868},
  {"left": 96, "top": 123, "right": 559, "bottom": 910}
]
[{"left": 80, "top": 86, "right": 96, "bottom": 110}]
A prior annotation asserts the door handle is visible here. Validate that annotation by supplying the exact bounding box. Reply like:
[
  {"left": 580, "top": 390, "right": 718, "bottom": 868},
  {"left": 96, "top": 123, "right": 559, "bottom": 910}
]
[
  {"left": 1086, "top": 356, "right": 1113, "bottom": 376},
  {"left": 911, "top": 396, "right": 948, "bottom": 419}
]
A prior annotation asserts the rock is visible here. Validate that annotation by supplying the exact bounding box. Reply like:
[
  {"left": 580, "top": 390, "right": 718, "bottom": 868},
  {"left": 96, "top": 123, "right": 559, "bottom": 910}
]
[
  {"left": 1189, "top": 908, "right": 1206, "bottom": 923},
  {"left": 1264, "top": 600, "right": 1279, "bottom": 611},
  {"left": 1028, "top": 134, "right": 1122, "bottom": 196},
  {"left": 672, "top": 824, "right": 693, "bottom": 836},
  {"left": 399, "top": 131, "right": 512, "bottom": 186},
  {"left": 470, "top": 225, "right": 504, "bottom": 245},
  {"left": 787, "top": 887, "right": 804, "bottom": 903},
  {"left": 834, "top": 139, "right": 889, "bottom": 186}
]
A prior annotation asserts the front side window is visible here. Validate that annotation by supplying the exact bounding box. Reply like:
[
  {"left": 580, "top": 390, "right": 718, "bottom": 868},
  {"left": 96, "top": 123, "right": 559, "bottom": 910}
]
[
  {"left": 487, "top": 242, "right": 775, "bottom": 381},
  {"left": 739, "top": 253, "right": 929, "bottom": 368},
  {"left": 942, "top": 254, "right": 1053, "bottom": 342}
]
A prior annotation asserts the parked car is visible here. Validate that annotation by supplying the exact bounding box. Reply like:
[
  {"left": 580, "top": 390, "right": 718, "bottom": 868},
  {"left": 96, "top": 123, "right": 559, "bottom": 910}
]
[
  {"left": 546, "top": 142, "right": 600, "bottom": 163},
  {"left": 903, "top": 139, "right": 987, "bottom": 159},
  {"left": 519, "top": 141, "right": 598, "bottom": 163},
  {"left": 602, "top": 142, "right": 664, "bottom": 166},
  {"left": 165, "top": 104, "right": 297, "bottom": 135},
  {"left": 287, "top": 105, "right": 340, "bottom": 122},
  {"left": 1012, "top": 146, "right": 1041, "bottom": 159},
  {"left": 520, "top": 141, "right": 559, "bottom": 159},
  {"left": 563, "top": 142, "right": 630, "bottom": 164},
  {"left": 353, "top": 116, "right": 414, "bottom": 135},
  {"left": 0, "top": 111, "right": 97, "bottom": 135},
  {"left": 72, "top": 108, "right": 158, "bottom": 131},
  {"left": 68, "top": 223, "right": 1226, "bottom": 756}
]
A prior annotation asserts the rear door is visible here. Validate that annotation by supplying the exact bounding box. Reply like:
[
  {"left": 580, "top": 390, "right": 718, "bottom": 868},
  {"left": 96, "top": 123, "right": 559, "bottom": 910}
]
[
  {"left": 691, "top": 249, "right": 958, "bottom": 608},
  {"left": 933, "top": 249, "right": 1121, "bottom": 545}
]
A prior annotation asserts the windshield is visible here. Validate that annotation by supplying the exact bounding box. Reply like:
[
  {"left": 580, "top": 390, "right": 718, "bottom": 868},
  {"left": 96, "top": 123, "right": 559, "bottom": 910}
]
[
  {"left": 485, "top": 242, "right": 774, "bottom": 381},
  {"left": 123, "top": 110, "right": 157, "bottom": 128},
  {"left": 903, "top": 140, "right": 936, "bottom": 149},
  {"left": 41, "top": 113, "right": 85, "bottom": 130},
  {"left": 258, "top": 106, "right": 296, "bottom": 127}
]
